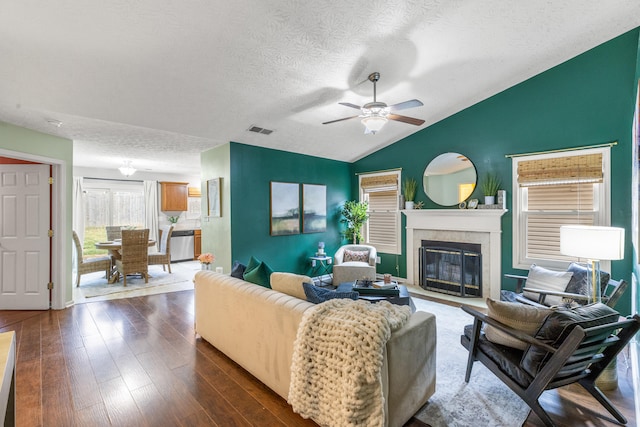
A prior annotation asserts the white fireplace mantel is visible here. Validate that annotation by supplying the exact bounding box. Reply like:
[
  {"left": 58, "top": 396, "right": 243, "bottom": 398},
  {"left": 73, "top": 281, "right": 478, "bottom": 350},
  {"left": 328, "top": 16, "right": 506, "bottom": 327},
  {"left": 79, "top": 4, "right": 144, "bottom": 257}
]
[{"left": 403, "top": 209, "right": 508, "bottom": 300}]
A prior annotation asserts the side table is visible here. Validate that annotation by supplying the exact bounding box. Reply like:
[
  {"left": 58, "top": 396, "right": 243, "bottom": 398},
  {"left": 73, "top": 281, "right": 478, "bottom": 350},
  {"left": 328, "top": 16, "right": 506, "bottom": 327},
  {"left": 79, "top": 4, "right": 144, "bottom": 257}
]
[{"left": 309, "top": 255, "right": 333, "bottom": 286}]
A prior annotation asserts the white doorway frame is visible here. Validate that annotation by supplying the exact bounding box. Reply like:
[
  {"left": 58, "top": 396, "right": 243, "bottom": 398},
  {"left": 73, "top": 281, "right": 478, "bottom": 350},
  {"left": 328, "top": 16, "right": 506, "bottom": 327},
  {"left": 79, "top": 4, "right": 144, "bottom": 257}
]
[{"left": 0, "top": 148, "right": 69, "bottom": 309}]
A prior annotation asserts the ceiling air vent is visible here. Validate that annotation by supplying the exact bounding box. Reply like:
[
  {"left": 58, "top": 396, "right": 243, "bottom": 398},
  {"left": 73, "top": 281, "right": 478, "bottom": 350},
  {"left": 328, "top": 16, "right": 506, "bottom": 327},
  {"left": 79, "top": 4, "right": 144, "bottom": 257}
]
[{"left": 247, "top": 125, "right": 274, "bottom": 135}]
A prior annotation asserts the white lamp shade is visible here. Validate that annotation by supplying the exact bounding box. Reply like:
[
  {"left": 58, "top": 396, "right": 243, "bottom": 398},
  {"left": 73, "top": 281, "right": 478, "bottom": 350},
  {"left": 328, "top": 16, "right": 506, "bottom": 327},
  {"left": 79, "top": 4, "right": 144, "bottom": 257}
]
[
  {"left": 560, "top": 225, "right": 625, "bottom": 260},
  {"left": 361, "top": 116, "right": 387, "bottom": 133}
]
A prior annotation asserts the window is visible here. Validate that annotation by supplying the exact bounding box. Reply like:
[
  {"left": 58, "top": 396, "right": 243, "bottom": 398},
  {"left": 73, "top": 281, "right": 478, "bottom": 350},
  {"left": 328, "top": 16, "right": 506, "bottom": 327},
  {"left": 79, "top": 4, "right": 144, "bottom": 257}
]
[
  {"left": 360, "top": 170, "right": 401, "bottom": 255},
  {"left": 512, "top": 147, "right": 610, "bottom": 270},
  {"left": 82, "top": 179, "right": 145, "bottom": 254}
]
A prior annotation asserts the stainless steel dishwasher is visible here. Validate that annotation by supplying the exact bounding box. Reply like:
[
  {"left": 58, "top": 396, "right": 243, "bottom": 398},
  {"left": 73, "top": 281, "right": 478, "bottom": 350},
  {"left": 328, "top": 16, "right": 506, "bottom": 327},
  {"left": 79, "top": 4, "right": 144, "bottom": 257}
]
[{"left": 170, "top": 230, "right": 195, "bottom": 262}]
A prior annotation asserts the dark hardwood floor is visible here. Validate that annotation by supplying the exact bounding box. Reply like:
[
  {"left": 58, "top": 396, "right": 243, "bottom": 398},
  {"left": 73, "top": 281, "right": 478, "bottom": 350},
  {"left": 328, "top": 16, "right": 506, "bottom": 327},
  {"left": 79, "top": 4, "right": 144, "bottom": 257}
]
[{"left": 0, "top": 290, "right": 635, "bottom": 426}]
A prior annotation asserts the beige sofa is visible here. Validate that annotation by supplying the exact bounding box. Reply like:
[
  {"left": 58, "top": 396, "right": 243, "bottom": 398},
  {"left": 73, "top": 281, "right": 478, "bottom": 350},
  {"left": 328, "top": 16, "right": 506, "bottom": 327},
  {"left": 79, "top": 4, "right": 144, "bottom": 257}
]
[{"left": 194, "top": 271, "right": 437, "bottom": 427}]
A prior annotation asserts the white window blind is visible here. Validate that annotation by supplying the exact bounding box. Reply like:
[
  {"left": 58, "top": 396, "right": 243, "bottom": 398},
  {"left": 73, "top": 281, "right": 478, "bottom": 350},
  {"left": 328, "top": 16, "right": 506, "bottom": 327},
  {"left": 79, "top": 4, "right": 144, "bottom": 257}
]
[
  {"left": 360, "top": 171, "right": 401, "bottom": 255},
  {"left": 512, "top": 148, "right": 609, "bottom": 269}
]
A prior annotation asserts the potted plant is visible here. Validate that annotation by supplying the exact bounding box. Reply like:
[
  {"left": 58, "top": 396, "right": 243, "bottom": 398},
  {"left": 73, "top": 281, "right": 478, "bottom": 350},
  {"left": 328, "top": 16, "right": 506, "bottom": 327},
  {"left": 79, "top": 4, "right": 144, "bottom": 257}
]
[
  {"left": 340, "top": 200, "right": 369, "bottom": 244},
  {"left": 481, "top": 173, "right": 501, "bottom": 205},
  {"left": 403, "top": 178, "right": 418, "bottom": 209}
]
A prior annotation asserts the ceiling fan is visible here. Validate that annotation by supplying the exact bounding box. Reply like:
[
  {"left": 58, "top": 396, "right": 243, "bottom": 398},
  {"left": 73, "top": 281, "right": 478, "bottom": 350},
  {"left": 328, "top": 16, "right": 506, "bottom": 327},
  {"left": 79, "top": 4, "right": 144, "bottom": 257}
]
[{"left": 322, "top": 72, "right": 425, "bottom": 134}]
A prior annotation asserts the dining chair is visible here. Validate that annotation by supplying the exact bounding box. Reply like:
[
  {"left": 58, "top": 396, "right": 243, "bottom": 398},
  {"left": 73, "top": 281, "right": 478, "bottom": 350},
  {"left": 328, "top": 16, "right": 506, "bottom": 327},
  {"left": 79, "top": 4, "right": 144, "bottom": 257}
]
[
  {"left": 148, "top": 225, "right": 174, "bottom": 273},
  {"left": 105, "top": 225, "right": 122, "bottom": 241},
  {"left": 115, "top": 228, "right": 149, "bottom": 286},
  {"left": 72, "top": 230, "right": 111, "bottom": 287}
]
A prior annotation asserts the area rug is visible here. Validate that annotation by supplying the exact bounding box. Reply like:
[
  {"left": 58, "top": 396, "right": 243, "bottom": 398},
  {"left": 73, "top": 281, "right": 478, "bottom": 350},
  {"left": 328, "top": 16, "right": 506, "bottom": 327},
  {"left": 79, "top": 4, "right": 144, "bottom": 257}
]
[
  {"left": 411, "top": 298, "right": 531, "bottom": 427},
  {"left": 77, "top": 261, "right": 200, "bottom": 299}
]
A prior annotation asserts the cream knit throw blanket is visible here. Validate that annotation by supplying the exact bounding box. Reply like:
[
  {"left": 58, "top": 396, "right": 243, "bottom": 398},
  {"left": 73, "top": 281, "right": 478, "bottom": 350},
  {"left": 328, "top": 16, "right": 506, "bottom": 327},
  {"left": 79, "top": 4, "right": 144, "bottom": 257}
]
[{"left": 288, "top": 299, "right": 412, "bottom": 427}]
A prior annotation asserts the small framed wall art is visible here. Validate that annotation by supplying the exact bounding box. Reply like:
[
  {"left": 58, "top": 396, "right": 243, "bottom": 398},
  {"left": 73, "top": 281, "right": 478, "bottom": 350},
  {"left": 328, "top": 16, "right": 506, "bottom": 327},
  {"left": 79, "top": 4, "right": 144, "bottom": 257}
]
[
  {"left": 270, "top": 181, "right": 300, "bottom": 235},
  {"left": 302, "top": 184, "right": 327, "bottom": 233},
  {"left": 207, "top": 178, "right": 222, "bottom": 217}
]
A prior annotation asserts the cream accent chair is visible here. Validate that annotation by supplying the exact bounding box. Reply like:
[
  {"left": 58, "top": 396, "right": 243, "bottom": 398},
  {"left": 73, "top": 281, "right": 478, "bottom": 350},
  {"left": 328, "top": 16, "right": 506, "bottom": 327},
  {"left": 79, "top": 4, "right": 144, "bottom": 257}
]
[{"left": 332, "top": 244, "right": 377, "bottom": 286}]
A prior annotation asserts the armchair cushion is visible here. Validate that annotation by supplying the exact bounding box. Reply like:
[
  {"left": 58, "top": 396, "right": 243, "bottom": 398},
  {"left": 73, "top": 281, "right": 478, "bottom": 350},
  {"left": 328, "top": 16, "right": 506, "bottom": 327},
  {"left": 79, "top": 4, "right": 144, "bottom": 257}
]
[
  {"left": 343, "top": 249, "right": 370, "bottom": 263},
  {"left": 485, "top": 299, "right": 553, "bottom": 350},
  {"left": 564, "top": 262, "right": 610, "bottom": 296},
  {"left": 463, "top": 325, "right": 533, "bottom": 388},
  {"left": 521, "top": 302, "right": 619, "bottom": 377},
  {"left": 522, "top": 264, "right": 573, "bottom": 306}
]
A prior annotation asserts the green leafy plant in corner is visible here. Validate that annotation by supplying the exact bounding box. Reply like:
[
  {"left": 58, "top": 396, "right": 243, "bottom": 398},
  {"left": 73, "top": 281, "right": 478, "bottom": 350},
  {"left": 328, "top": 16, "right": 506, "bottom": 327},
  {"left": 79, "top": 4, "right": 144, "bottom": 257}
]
[
  {"left": 481, "top": 172, "right": 501, "bottom": 197},
  {"left": 340, "top": 200, "right": 369, "bottom": 244},
  {"left": 403, "top": 178, "right": 418, "bottom": 202}
]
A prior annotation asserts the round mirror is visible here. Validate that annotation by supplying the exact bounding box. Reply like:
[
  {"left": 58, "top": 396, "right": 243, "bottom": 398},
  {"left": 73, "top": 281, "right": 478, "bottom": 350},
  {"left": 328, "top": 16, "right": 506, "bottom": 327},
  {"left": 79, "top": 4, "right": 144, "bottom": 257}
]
[{"left": 423, "top": 153, "right": 477, "bottom": 206}]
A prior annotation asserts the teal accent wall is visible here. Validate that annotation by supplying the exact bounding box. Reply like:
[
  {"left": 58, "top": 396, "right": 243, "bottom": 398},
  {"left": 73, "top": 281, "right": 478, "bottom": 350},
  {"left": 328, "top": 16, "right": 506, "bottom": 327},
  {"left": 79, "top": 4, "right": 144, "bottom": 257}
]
[
  {"left": 229, "top": 142, "right": 351, "bottom": 275},
  {"left": 354, "top": 28, "right": 640, "bottom": 315},
  {"left": 0, "top": 121, "right": 74, "bottom": 305}
]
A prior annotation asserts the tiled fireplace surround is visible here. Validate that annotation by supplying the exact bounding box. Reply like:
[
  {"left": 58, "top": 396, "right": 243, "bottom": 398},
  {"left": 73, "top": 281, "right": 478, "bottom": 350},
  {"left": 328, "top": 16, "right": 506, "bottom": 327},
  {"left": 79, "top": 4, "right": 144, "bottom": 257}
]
[{"left": 403, "top": 209, "right": 507, "bottom": 301}]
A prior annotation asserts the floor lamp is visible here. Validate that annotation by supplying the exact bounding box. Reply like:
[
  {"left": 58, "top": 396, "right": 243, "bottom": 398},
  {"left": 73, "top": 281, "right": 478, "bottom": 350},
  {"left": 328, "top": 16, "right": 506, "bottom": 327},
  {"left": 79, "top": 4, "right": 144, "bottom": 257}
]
[{"left": 560, "top": 225, "right": 625, "bottom": 303}]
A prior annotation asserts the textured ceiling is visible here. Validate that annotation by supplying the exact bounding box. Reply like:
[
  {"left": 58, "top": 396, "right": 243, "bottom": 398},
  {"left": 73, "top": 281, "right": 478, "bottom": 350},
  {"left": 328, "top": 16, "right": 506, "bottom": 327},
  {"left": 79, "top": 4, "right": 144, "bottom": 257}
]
[{"left": 1, "top": 1, "right": 639, "bottom": 175}]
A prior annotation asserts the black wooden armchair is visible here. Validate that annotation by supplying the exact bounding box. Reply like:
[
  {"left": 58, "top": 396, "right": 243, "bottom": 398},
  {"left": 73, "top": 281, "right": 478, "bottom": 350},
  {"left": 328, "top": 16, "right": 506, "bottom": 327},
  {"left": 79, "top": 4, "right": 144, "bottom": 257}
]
[
  {"left": 460, "top": 304, "right": 640, "bottom": 426},
  {"left": 504, "top": 273, "right": 627, "bottom": 309}
]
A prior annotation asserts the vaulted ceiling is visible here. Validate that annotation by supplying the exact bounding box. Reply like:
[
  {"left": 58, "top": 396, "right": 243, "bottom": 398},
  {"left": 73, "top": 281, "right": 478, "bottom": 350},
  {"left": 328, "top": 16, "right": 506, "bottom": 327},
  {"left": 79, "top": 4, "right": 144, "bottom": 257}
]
[{"left": 1, "top": 1, "right": 639, "bottom": 175}]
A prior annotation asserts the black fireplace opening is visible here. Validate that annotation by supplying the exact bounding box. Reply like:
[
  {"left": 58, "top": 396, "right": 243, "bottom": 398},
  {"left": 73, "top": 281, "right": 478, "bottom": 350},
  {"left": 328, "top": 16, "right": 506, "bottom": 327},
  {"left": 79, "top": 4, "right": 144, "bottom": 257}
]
[{"left": 419, "top": 240, "right": 482, "bottom": 297}]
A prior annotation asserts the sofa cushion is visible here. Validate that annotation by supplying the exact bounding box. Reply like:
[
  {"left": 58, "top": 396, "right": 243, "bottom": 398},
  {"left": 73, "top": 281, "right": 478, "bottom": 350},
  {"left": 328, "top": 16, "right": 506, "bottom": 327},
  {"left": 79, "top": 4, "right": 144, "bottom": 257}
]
[
  {"left": 243, "top": 257, "right": 273, "bottom": 288},
  {"left": 302, "top": 282, "right": 359, "bottom": 304},
  {"left": 564, "top": 262, "right": 610, "bottom": 297},
  {"left": 230, "top": 261, "right": 246, "bottom": 279},
  {"left": 343, "top": 249, "right": 369, "bottom": 263},
  {"left": 520, "top": 303, "right": 619, "bottom": 377},
  {"left": 271, "top": 272, "right": 313, "bottom": 300},
  {"left": 522, "top": 264, "right": 573, "bottom": 306},
  {"left": 485, "top": 298, "right": 553, "bottom": 350}
]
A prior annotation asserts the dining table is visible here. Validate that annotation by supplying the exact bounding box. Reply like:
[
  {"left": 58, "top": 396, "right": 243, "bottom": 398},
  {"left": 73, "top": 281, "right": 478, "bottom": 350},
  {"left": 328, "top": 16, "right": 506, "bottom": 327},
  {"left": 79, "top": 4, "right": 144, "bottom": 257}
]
[{"left": 95, "top": 239, "right": 156, "bottom": 283}]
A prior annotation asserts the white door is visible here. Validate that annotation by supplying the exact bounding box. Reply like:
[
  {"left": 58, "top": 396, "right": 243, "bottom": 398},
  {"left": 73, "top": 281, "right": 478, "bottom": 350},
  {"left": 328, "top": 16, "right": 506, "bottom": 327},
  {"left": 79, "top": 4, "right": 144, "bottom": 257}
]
[{"left": 0, "top": 164, "right": 50, "bottom": 309}]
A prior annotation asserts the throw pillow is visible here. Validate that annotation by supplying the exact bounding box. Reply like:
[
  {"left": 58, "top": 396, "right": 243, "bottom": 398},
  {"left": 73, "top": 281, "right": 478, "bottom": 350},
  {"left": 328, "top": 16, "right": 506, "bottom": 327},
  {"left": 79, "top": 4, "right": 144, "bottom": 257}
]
[
  {"left": 564, "top": 262, "right": 610, "bottom": 297},
  {"left": 520, "top": 302, "right": 620, "bottom": 377},
  {"left": 245, "top": 255, "right": 261, "bottom": 274},
  {"left": 243, "top": 257, "right": 274, "bottom": 288},
  {"left": 522, "top": 264, "right": 573, "bottom": 306},
  {"left": 485, "top": 298, "right": 553, "bottom": 350},
  {"left": 302, "top": 282, "right": 359, "bottom": 304},
  {"left": 270, "top": 272, "right": 313, "bottom": 300},
  {"left": 230, "top": 261, "right": 246, "bottom": 279},
  {"left": 343, "top": 249, "right": 369, "bottom": 263}
]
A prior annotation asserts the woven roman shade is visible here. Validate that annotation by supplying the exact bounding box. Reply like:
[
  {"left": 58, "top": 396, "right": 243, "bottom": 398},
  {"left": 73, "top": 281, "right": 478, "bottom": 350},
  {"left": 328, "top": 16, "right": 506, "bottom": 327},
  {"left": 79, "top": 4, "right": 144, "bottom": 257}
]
[
  {"left": 361, "top": 174, "right": 398, "bottom": 191},
  {"left": 517, "top": 153, "right": 603, "bottom": 185}
]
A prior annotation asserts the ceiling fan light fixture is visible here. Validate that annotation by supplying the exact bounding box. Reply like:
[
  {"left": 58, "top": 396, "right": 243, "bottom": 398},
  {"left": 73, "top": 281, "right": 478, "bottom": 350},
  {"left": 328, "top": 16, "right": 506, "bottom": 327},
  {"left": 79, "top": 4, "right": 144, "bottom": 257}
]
[
  {"left": 361, "top": 116, "right": 387, "bottom": 134},
  {"left": 119, "top": 160, "right": 136, "bottom": 177}
]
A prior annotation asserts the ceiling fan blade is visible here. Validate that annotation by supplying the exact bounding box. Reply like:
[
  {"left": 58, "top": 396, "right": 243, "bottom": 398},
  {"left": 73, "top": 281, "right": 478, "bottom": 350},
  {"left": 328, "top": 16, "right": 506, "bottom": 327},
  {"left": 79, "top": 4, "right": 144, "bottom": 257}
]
[
  {"left": 322, "top": 115, "right": 360, "bottom": 125},
  {"left": 389, "top": 99, "right": 423, "bottom": 111},
  {"left": 338, "top": 102, "right": 362, "bottom": 110},
  {"left": 388, "top": 114, "right": 425, "bottom": 126}
]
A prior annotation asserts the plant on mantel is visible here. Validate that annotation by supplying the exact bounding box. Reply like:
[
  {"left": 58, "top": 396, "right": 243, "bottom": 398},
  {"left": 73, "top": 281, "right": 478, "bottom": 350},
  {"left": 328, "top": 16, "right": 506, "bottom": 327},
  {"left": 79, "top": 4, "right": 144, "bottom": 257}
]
[
  {"left": 481, "top": 173, "right": 501, "bottom": 204},
  {"left": 403, "top": 178, "right": 418, "bottom": 209}
]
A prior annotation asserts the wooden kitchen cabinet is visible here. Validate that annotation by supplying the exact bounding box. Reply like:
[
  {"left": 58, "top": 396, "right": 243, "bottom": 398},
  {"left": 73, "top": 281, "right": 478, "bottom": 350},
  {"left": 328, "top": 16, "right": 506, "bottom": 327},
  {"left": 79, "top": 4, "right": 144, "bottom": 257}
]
[
  {"left": 194, "top": 229, "right": 202, "bottom": 259},
  {"left": 160, "top": 182, "right": 188, "bottom": 211}
]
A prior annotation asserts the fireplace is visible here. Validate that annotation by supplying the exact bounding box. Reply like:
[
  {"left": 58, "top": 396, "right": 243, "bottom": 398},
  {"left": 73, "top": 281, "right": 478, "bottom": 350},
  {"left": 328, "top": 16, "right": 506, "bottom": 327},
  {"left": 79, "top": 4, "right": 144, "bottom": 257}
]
[
  {"left": 419, "top": 240, "right": 482, "bottom": 297},
  {"left": 403, "top": 209, "right": 507, "bottom": 301}
]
